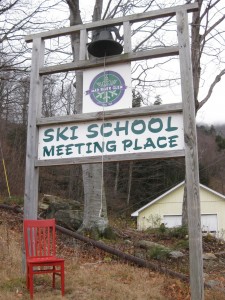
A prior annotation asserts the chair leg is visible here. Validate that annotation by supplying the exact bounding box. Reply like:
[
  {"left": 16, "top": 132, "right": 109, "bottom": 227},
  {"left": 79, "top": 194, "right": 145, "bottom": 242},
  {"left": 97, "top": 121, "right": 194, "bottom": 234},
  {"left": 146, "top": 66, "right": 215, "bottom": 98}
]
[
  {"left": 26, "top": 265, "right": 29, "bottom": 289},
  {"left": 29, "top": 267, "right": 34, "bottom": 299},
  {"left": 61, "top": 262, "right": 65, "bottom": 296},
  {"left": 53, "top": 266, "right": 56, "bottom": 288}
]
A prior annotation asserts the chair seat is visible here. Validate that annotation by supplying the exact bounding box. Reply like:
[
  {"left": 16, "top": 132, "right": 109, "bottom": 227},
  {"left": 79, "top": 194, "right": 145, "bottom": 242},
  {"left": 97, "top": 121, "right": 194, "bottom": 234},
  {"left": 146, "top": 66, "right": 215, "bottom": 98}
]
[{"left": 27, "top": 256, "right": 64, "bottom": 264}]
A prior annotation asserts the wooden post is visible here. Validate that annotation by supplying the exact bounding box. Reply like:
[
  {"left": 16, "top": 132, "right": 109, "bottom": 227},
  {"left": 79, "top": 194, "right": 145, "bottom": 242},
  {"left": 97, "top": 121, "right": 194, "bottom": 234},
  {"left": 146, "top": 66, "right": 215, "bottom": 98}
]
[
  {"left": 123, "top": 21, "right": 132, "bottom": 53},
  {"left": 176, "top": 9, "right": 204, "bottom": 300},
  {"left": 24, "top": 38, "right": 44, "bottom": 220},
  {"left": 80, "top": 29, "right": 87, "bottom": 60}
]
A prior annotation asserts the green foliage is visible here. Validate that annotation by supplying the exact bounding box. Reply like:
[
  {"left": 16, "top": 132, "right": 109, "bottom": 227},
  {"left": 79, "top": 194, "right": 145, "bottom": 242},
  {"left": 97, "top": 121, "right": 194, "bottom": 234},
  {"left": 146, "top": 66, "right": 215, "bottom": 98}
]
[
  {"left": 7, "top": 125, "right": 27, "bottom": 151},
  {"left": 203, "top": 232, "right": 217, "bottom": 243},
  {"left": 215, "top": 134, "right": 225, "bottom": 151},
  {"left": 174, "top": 239, "right": 189, "bottom": 250},
  {"left": 199, "top": 163, "right": 209, "bottom": 186},
  {"left": 0, "top": 196, "right": 24, "bottom": 205},
  {"left": 103, "top": 226, "right": 118, "bottom": 240},
  {"left": 168, "top": 226, "right": 188, "bottom": 239},
  {"left": 154, "top": 95, "right": 162, "bottom": 105},
  {"left": 9, "top": 196, "right": 24, "bottom": 205},
  {"left": 0, "top": 277, "right": 25, "bottom": 292},
  {"left": 158, "top": 222, "right": 167, "bottom": 233},
  {"left": 80, "top": 226, "right": 117, "bottom": 240},
  {"left": 147, "top": 245, "right": 170, "bottom": 260},
  {"left": 146, "top": 214, "right": 162, "bottom": 229},
  {"left": 117, "top": 158, "right": 185, "bottom": 210},
  {"left": 150, "top": 225, "right": 188, "bottom": 240}
]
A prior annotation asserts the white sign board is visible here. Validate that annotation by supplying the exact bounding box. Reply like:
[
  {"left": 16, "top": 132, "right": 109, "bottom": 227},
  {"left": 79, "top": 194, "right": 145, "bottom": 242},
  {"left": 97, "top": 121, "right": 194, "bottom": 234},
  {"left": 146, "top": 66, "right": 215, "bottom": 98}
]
[
  {"left": 38, "top": 113, "right": 184, "bottom": 160},
  {"left": 83, "top": 63, "right": 132, "bottom": 113}
]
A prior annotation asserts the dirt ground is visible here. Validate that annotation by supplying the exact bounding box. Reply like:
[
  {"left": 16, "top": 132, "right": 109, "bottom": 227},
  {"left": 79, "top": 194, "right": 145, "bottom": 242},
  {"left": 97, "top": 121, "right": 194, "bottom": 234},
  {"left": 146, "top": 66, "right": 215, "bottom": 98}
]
[{"left": 0, "top": 208, "right": 225, "bottom": 300}]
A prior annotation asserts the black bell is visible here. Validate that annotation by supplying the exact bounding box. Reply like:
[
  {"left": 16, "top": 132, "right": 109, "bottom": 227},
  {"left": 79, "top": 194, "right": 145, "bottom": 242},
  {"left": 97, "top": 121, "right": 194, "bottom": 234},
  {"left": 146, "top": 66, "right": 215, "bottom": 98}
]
[{"left": 87, "top": 28, "right": 123, "bottom": 58}]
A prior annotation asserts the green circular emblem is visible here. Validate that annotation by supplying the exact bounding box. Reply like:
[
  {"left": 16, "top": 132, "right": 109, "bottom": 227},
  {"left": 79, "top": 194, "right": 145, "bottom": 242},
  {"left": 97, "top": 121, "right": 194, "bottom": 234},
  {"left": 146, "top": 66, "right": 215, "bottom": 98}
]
[{"left": 86, "top": 70, "right": 126, "bottom": 107}]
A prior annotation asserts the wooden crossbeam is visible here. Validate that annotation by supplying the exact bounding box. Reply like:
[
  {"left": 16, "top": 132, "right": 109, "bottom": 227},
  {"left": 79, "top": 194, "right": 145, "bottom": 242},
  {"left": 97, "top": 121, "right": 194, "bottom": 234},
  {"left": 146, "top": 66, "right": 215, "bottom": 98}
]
[{"left": 25, "top": 3, "right": 198, "bottom": 43}]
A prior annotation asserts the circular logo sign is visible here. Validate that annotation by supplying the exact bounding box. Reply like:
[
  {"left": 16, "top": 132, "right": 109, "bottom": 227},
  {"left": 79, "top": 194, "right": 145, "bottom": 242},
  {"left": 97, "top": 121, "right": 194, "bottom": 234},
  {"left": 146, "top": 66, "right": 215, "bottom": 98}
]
[{"left": 86, "top": 70, "right": 126, "bottom": 107}]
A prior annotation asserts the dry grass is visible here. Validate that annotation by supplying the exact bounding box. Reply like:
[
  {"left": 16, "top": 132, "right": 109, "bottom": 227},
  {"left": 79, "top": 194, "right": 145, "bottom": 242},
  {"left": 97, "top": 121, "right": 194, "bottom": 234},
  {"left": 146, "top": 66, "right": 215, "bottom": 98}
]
[
  {"left": 0, "top": 212, "right": 225, "bottom": 300},
  {"left": 0, "top": 221, "right": 167, "bottom": 300}
]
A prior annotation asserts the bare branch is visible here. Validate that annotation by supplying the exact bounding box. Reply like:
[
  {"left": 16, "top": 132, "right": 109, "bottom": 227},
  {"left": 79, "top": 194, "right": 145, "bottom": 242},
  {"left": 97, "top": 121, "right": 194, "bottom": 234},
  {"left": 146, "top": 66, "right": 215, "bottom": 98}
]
[
  {"left": 201, "top": 14, "right": 225, "bottom": 43},
  {"left": 0, "top": 0, "right": 20, "bottom": 14},
  {"left": 198, "top": 69, "right": 225, "bottom": 109}
]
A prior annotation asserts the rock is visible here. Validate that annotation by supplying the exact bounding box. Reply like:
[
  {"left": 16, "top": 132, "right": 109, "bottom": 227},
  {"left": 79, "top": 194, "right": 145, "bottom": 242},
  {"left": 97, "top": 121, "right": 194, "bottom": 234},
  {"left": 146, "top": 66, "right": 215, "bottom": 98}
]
[
  {"left": 203, "top": 272, "right": 209, "bottom": 279},
  {"left": 55, "top": 209, "right": 83, "bottom": 231},
  {"left": 40, "top": 194, "right": 82, "bottom": 210},
  {"left": 206, "top": 280, "right": 221, "bottom": 288},
  {"left": 203, "top": 253, "right": 217, "bottom": 260},
  {"left": 46, "top": 202, "right": 70, "bottom": 218},
  {"left": 39, "top": 203, "right": 49, "bottom": 210},
  {"left": 169, "top": 251, "right": 184, "bottom": 259},
  {"left": 39, "top": 194, "right": 83, "bottom": 231},
  {"left": 136, "top": 240, "right": 170, "bottom": 251},
  {"left": 124, "top": 239, "right": 132, "bottom": 245},
  {"left": 134, "top": 249, "right": 146, "bottom": 260}
]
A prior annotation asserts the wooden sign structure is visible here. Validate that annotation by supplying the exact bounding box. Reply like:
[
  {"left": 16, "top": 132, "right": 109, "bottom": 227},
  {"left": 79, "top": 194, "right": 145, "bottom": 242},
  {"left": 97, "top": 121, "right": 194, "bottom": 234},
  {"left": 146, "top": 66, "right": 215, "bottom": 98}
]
[{"left": 24, "top": 3, "right": 203, "bottom": 299}]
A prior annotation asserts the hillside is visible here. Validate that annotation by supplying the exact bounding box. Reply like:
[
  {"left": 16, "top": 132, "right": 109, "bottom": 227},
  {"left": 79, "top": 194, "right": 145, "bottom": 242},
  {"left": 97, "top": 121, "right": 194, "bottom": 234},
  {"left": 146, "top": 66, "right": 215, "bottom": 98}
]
[
  {"left": 197, "top": 125, "right": 225, "bottom": 194},
  {"left": 1, "top": 207, "right": 225, "bottom": 300}
]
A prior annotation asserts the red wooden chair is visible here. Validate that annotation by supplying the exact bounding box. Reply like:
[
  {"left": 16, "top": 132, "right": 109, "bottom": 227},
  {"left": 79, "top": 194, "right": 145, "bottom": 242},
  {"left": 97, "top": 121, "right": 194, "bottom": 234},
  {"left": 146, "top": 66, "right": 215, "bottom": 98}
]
[{"left": 23, "top": 219, "right": 65, "bottom": 299}]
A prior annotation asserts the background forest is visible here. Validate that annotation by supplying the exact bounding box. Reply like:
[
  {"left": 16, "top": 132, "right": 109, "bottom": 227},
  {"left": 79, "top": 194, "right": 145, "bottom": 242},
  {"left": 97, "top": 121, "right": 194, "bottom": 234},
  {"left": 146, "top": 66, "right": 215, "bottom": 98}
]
[
  {"left": 0, "top": 0, "right": 225, "bottom": 219},
  {"left": 0, "top": 118, "right": 225, "bottom": 214}
]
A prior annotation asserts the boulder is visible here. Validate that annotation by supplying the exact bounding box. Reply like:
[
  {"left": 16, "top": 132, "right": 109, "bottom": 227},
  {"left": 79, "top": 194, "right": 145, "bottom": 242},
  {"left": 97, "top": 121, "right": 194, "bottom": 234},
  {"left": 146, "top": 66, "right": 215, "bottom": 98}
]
[
  {"left": 55, "top": 210, "right": 83, "bottom": 231},
  {"left": 136, "top": 240, "right": 170, "bottom": 251},
  {"left": 203, "top": 253, "right": 217, "bottom": 260},
  {"left": 39, "top": 194, "right": 83, "bottom": 231},
  {"left": 169, "top": 250, "right": 185, "bottom": 259},
  {"left": 136, "top": 240, "right": 185, "bottom": 260}
]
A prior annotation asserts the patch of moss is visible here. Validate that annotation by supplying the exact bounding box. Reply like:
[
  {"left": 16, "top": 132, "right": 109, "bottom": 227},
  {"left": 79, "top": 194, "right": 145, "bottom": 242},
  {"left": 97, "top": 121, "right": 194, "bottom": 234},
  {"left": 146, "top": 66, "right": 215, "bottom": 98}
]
[
  {"left": 79, "top": 226, "right": 118, "bottom": 240},
  {"left": 147, "top": 246, "right": 170, "bottom": 261},
  {"left": 0, "top": 277, "right": 25, "bottom": 292},
  {"left": 174, "top": 239, "right": 189, "bottom": 250}
]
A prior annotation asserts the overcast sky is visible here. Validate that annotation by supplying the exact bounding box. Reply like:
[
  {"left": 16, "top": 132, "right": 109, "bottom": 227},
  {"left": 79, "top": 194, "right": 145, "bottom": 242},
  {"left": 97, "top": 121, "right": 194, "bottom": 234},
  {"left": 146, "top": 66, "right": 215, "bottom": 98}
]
[
  {"left": 79, "top": 1, "right": 225, "bottom": 126},
  {"left": 44, "top": 1, "right": 224, "bottom": 126},
  {"left": 196, "top": 78, "right": 224, "bottom": 126}
]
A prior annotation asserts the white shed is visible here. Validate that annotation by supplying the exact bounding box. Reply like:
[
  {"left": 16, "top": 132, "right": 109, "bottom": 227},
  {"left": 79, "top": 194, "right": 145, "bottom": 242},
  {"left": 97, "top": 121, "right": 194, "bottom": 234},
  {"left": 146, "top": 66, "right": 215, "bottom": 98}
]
[{"left": 131, "top": 182, "right": 225, "bottom": 234}]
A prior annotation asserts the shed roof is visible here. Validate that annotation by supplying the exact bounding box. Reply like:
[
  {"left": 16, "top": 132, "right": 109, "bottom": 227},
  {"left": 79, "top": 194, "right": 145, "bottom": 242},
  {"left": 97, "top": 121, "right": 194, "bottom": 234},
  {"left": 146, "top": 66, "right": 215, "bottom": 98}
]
[{"left": 131, "top": 181, "right": 225, "bottom": 217}]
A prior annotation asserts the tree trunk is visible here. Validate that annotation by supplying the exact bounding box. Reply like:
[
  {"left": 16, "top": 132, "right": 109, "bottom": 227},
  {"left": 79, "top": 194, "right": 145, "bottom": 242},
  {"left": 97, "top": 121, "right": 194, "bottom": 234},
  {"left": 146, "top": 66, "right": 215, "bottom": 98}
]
[
  {"left": 182, "top": 179, "right": 188, "bottom": 227},
  {"left": 80, "top": 164, "right": 108, "bottom": 232},
  {"left": 114, "top": 162, "right": 119, "bottom": 197},
  {"left": 66, "top": 0, "right": 108, "bottom": 234},
  {"left": 127, "top": 161, "right": 133, "bottom": 206}
]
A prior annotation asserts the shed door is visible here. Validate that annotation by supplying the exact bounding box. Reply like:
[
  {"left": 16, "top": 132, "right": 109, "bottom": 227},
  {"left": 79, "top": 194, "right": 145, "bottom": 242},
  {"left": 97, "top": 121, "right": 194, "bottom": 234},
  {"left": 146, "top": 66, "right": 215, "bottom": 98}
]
[
  {"left": 201, "top": 214, "right": 217, "bottom": 232},
  {"left": 163, "top": 214, "right": 218, "bottom": 232},
  {"left": 163, "top": 215, "right": 182, "bottom": 228}
]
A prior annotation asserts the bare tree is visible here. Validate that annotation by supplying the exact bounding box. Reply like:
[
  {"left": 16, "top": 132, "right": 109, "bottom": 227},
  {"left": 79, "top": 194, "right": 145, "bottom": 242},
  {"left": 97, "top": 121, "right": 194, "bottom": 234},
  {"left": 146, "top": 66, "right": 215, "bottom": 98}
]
[
  {"left": 63, "top": 0, "right": 225, "bottom": 233},
  {"left": 0, "top": 0, "right": 70, "bottom": 123},
  {"left": 182, "top": 0, "right": 225, "bottom": 225},
  {"left": 65, "top": 0, "right": 109, "bottom": 235}
]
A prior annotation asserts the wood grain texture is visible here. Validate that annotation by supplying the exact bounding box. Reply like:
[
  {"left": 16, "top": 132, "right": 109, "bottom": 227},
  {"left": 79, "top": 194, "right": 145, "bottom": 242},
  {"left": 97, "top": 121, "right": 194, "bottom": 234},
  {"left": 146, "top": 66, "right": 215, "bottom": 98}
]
[
  {"left": 123, "top": 21, "right": 132, "bottom": 53},
  {"left": 24, "top": 38, "right": 44, "bottom": 220},
  {"left": 39, "top": 46, "right": 179, "bottom": 75},
  {"left": 25, "top": 3, "right": 198, "bottom": 42},
  {"left": 35, "top": 150, "right": 185, "bottom": 167},
  {"left": 177, "top": 9, "right": 204, "bottom": 300},
  {"left": 36, "top": 103, "right": 183, "bottom": 126}
]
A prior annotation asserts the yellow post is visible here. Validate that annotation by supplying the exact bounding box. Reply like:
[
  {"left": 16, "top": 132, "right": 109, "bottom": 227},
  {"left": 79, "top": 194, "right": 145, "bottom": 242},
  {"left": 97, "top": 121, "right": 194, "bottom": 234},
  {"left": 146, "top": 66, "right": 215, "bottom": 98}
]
[
  {"left": 0, "top": 141, "right": 11, "bottom": 198},
  {"left": 2, "top": 158, "right": 11, "bottom": 198}
]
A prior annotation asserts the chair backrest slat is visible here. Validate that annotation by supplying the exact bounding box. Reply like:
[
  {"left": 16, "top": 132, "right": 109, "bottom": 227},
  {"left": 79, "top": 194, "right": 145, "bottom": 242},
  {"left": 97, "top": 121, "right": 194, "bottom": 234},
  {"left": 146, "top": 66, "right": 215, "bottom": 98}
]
[
  {"left": 47, "top": 226, "right": 50, "bottom": 256},
  {"left": 24, "top": 219, "right": 56, "bottom": 258}
]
